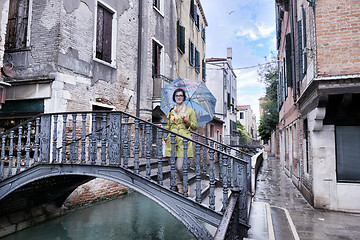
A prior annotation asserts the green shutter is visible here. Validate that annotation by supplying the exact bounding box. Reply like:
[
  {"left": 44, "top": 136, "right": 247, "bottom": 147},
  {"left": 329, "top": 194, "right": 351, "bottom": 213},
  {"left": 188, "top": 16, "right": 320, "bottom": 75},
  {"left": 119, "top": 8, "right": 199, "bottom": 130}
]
[{"left": 285, "top": 33, "right": 293, "bottom": 88}]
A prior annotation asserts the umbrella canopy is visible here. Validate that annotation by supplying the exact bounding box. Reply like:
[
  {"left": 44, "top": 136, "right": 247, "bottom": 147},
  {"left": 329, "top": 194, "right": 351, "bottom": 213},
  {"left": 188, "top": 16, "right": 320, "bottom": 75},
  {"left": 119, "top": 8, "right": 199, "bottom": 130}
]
[{"left": 160, "top": 78, "right": 217, "bottom": 127}]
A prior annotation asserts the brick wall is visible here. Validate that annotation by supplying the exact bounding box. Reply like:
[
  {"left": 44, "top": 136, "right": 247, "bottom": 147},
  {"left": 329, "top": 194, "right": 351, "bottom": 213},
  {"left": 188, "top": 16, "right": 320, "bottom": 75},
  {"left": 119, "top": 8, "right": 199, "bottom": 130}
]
[
  {"left": 64, "top": 178, "right": 128, "bottom": 208},
  {"left": 316, "top": 0, "right": 360, "bottom": 76}
]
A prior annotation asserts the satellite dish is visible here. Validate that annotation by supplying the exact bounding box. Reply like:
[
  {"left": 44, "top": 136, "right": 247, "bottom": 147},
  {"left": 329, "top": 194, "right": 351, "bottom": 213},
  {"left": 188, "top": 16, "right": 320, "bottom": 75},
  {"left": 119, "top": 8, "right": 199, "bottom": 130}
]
[{"left": 1, "top": 62, "right": 16, "bottom": 77}]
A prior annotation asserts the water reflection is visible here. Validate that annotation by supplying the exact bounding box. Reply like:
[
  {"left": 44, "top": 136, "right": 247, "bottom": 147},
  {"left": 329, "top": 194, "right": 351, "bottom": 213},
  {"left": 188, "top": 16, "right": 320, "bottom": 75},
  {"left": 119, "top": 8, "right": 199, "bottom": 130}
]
[{"left": 2, "top": 192, "right": 195, "bottom": 240}]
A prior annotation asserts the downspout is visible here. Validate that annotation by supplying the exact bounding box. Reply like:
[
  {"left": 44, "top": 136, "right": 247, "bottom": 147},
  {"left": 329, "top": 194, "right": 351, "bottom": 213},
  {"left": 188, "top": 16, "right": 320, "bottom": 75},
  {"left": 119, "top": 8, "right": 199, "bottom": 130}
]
[{"left": 136, "top": 0, "right": 143, "bottom": 117}]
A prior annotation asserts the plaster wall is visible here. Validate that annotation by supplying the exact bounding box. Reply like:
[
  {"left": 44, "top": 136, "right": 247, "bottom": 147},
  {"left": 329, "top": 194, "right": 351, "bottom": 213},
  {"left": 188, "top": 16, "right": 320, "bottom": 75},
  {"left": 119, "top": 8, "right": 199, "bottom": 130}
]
[
  {"left": 309, "top": 110, "right": 360, "bottom": 212},
  {"left": 175, "top": 0, "right": 206, "bottom": 81}
]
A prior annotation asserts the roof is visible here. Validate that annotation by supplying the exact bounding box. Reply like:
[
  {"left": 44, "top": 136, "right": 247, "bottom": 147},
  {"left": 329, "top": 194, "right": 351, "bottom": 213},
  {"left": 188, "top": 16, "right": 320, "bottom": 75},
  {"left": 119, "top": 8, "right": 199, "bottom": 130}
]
[{"left": 237, "top": 105, "right": 251, "bottom": 110}]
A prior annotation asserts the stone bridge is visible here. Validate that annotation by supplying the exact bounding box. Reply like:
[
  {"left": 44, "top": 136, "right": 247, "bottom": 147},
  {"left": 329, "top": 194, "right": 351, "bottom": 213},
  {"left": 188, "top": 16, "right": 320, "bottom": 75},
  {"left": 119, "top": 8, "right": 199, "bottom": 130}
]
[{"left": 0, "top": 111, "right": 253, "bottom": 239}]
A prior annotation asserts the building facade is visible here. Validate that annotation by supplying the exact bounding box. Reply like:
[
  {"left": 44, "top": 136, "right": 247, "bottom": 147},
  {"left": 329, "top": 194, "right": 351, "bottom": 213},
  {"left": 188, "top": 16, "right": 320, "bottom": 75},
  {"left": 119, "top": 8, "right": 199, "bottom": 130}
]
[
  {"left": 152, "top": 0, "right": 208, "bottom": 122},
  {"left": 237, "top": 105, "right": 257, "bottom": 138},
  {"left": 0, "top": 0, "right": 207, "bottom": 130},
  {"left": 206, "top": 48, "right": 237, "bottom": 144},
  {"left": 276, "top": 0, "right": 360, "bottom": 212}
]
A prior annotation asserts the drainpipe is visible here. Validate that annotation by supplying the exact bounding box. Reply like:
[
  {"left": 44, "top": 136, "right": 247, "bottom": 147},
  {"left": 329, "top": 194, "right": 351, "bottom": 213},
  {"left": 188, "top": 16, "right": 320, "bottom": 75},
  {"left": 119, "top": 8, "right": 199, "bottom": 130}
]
[{"left": 136, "top": 0, "right": 143, "bottom": 117}]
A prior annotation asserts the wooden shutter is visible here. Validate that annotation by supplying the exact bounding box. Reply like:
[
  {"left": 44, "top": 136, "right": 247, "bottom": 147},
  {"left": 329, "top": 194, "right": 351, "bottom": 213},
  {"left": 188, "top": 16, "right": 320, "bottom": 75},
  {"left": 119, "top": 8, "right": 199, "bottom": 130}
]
[
  {"left": 103, "top": 9, "right": 112, "bottom": 63},
  {"left": 6, "top": 0, "right": 29, "bottom": 49},
  {"left": 195, "top": 49, "right": 200, "bottom": 72},
  {"left": 96, "top": 6, "right": 104, "bottom": 60},
  {"left": 285, "top": 33, "right": 293, "bottom": 88}
]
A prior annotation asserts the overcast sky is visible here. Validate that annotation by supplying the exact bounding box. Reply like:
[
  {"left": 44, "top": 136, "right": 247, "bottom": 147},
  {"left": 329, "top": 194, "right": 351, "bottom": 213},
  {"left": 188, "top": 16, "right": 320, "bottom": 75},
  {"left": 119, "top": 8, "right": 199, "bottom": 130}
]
[{"left": 201, "top": 0, "right": 276, "bottom": 122}]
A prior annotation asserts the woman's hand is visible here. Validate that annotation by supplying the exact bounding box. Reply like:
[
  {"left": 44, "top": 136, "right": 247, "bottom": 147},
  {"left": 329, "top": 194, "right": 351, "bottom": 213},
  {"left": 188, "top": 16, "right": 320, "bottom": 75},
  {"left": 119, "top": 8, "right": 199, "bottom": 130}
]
[{"left": 181, "top": 114, "right": 188, "bottom": 123}]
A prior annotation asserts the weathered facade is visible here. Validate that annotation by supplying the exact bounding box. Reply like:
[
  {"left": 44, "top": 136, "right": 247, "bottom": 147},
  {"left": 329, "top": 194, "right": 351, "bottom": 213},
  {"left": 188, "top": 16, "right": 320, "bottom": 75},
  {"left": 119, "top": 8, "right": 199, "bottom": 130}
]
[
  {"left": 206, "top": 48, "right": 237, "bottom": 143},
  {"left": 276, "top": 0, "right": 360, "bottom": 212}
]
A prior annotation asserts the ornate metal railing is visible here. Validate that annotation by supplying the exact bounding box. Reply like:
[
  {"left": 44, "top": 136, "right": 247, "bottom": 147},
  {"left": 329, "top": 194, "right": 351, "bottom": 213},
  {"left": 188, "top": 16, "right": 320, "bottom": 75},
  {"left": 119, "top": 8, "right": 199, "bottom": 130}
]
[{"left": 0, "top": 111, "right": 252, "bottom": 237}]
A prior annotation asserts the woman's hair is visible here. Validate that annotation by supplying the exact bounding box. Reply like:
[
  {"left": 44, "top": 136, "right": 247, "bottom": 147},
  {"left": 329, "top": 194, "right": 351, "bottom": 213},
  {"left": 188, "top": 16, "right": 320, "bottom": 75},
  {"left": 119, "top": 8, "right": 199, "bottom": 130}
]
[{"left": 172, "top": 88, "right": 186, "bottom": 102}]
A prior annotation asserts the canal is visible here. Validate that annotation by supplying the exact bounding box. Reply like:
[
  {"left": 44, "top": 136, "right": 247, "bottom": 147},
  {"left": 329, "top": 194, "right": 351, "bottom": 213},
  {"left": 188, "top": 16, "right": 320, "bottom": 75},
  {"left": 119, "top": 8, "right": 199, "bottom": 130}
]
[{"left": 2, "top": 191, "right": 196, "bottom": 240}]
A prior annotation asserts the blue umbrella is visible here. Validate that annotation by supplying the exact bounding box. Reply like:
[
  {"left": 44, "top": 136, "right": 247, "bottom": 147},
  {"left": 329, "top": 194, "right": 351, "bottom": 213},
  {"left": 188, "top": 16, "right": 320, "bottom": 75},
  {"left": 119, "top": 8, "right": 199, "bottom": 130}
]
[{"left": 160, "top": 78, "right": 217, "bottom": 127}]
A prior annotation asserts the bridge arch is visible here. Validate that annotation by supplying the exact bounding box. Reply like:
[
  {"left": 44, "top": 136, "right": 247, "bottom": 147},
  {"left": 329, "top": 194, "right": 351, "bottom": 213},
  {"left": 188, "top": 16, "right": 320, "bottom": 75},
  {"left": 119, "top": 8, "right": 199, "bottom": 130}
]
[{"left": 0, "top": 164, "right": 222, "bottom": 239}]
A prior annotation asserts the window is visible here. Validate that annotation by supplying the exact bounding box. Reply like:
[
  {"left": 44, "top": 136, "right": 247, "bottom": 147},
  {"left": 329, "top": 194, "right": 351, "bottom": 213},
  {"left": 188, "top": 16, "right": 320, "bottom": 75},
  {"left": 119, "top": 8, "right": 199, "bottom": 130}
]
[
  {"left": 152, "top": 40, "right": 162, "bottom": 77},
  {"left": 201, "top": 24, "right": 206, "bottom": 42},
  {"left": 153, "top": 0, "right": 160, "bottom": 10},
  {"left": 240, "top": 112, "right": 244, "bottom": 119},
  {"left": 195, "top": 49, "right": 200, "bottom": 73},
  {"left": 6, "top": 0, "right": 31, "bottom": 50},
  {"left": 190, "top": 0, "right": 199, "bottom": 28},
  {"left": 202, "top": 59, "right": 206, "bottom": 81},
  {"left": 189, "top": 40, "right": 195, "bottom": 66},
  {"left": 95, "top": 2, "right": 117, "bottom": 65},
  {"left": 336, "top": 126, "right": 360, "bottom": 182},
  {"left": 301, "top": 6, "right": 307, "bottom": 75},
  {"left": 227, "top": 92, "right": 230, "bottom": 109},
  {"left": 177, "top": 21, "right": 185, "bottom": 54},
  {"left": 303, "top": 119, "right": 309, "bottom": 173},
  {"left": 210, "top": 124, "right": 214, "bottom": 137}
]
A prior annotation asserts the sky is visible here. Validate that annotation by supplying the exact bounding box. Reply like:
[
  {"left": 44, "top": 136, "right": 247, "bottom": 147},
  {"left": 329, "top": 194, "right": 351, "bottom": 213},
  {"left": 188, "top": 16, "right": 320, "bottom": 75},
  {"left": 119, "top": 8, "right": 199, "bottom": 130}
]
[{"left": 200, "top": 0, "right": 276, "bottom": 122}]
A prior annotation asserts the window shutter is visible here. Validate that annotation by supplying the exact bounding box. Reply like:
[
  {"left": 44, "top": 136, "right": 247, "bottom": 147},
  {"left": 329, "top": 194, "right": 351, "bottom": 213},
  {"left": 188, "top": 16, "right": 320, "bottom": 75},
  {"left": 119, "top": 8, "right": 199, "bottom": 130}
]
[
  {"left": 180, "top": 25, "right": 185, "bottom": 53},
  {"left": 297, "top": 20, "right": 303, "bottom": 81},
  {"left": 103, "top": 9, "right": 112, "bottom": 63},
  {"left": 195, "top": 49, "right": 200, "bottom": 72},
  {"left": 285, "top": 33, "right": 293, "bottom": 88},
  {"left": 96, "top": 6, "right": 104, "bottom": 59},
  {"left": 202, "top": 59, "right": 206, "bottom": 80},
  {"left": 190, "top": 0, "right": 194, "bottom": 18},
  {"left": 177, "top": 21, "right": 181, "bottom": 49},
  {"left": 189, "top": 40, "right": 194, "bottom": 66},
  {"left": 302, "top": 6, "right": 307, "bottom": 74}
]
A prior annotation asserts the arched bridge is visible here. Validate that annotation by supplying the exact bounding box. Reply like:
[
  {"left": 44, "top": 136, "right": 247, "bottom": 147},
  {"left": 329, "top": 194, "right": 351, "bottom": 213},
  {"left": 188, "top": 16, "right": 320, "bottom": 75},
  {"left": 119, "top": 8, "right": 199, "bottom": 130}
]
[{"left": 0, "top": 111, "right": 253, "bottom": 239}]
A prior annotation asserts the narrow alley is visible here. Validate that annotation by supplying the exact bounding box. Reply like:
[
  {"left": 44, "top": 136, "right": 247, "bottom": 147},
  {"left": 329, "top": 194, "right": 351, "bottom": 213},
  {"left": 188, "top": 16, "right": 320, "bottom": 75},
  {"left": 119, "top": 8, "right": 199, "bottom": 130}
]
[{"left": 248, "top": 153, "right": 360, "bottom": 240}]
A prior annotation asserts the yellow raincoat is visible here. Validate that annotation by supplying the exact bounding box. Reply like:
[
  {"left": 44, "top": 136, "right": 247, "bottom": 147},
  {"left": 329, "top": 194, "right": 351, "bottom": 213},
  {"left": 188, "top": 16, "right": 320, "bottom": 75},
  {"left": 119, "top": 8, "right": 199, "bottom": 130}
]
[{"left": 164, "top": 106, "right": 198, "bottom": 158}]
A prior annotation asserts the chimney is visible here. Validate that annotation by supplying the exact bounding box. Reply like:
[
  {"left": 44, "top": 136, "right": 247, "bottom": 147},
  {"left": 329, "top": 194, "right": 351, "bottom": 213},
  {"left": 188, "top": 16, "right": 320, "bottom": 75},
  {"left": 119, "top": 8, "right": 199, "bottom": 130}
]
[{"left": 227, "top": 47, "right": 232, "bottom": 66}]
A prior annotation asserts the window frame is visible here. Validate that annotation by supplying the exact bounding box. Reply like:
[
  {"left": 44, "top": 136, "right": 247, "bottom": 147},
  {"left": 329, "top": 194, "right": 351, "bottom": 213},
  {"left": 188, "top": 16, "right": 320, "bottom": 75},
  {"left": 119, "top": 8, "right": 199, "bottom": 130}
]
[
  {"left": 5, "top": 0, "right": 33, "bottom": 50},
  {"left": 93, "top": 0, "right": 117, "bottom": 68},
  {"left": 177, "top": 20, "right": 185, "bottom": 54},
  {"left": 152, "top": 38, "right": 164, "bottom": 78}
]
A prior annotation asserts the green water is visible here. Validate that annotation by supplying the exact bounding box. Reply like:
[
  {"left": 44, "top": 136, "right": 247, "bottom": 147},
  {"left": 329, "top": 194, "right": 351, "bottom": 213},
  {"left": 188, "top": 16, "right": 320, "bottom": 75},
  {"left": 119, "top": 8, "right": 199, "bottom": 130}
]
[{"left": 2, "top": 192, "right": 195, "bottom": 240}]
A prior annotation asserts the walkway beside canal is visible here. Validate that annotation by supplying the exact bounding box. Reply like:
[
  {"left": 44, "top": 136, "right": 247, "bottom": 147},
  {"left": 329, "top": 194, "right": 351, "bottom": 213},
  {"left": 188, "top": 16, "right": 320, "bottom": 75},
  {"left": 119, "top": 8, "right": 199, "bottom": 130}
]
[{"left": 247, "top": 154, "right": 360, "bottom": 240}]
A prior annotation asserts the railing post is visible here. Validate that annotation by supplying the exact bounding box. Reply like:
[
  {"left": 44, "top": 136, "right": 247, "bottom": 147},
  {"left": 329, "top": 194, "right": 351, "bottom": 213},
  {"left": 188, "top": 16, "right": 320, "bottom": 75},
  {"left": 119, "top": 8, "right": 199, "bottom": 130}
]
[
  {"left": 16, "top": 126, "right": 23, "bottom": 173},
  {"left": 61, "top": 114, "right": 67, "bottom": 164},
  {"left": 182, "top": 139, "right": 189, "bottom": 197},
  {"left": 222, "top": 150, "right": 229, "bottom": 211},
  {"left": 209, "top": 140, "right": 216, "bottom": 210},
  {"left": 170, "top": 134, "right": 176, "bottom": 191},
  {"left": 141, "top": 123, "right": 145, "bottom": 158},
  {"left": 52, "top": 115, "right": 58, "bottom": 164},
  {"left": 40, "top": 115, "right": 51, "bottom": 164},
  {"left": 25, "top": 121, "right": 31, "bottom": 169},
  {"left": 218, "top": 144, "right": 223, "bottom": 181},
  {"left": 8, "top": 130, "right": 14, "bottom": 177},
  {"left": 203, "top": 137, "right": 207, "bottom": 174},
  {"left": 145, "top": 123, "right": 152, "bottom": 179},
  {"left": 91, "top": 113, "right": 97, "bottom": 165},
  {"left": 0, "top": 135, "right": 5, "bottom": 180},
  {"left": 108, "top": 113, "right": 122, "bottom": 166},
  {"left": 134, "top": 119, "right": 140, "bottom": 173},
  {"left": 123, "top": 115, "right": 129, "bottom": 168},
  {"left": 157, "top": 127, "right": 163, "bottom": 185},
  {"left": 70, "top": 114, "right": 77, "bottom": 164},
  {"left": 101, "top": 113, "right": 107, "bottom": 165},
  {"left": 195, "top": 135, "right": 202, "bottom": 203},
  {"left": 34, "top": 117, "right": 40, "bottom": 164},
  {"left": 81, "top": 113, "right": 86, "bottom": 164}
]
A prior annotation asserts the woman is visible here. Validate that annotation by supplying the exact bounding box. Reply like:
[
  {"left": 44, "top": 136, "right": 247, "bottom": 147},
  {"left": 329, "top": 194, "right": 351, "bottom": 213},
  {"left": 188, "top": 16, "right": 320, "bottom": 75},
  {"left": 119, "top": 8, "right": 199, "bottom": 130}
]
[{"left": 164, "top": 88, "right": 198, "bottom": 194}]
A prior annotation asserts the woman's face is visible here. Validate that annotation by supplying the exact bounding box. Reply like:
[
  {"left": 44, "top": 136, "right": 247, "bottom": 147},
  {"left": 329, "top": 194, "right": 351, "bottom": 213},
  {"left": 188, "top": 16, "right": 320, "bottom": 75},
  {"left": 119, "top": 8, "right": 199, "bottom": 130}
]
[{"left": 174, "top": 91, "right": 185, "bottom": 104}]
